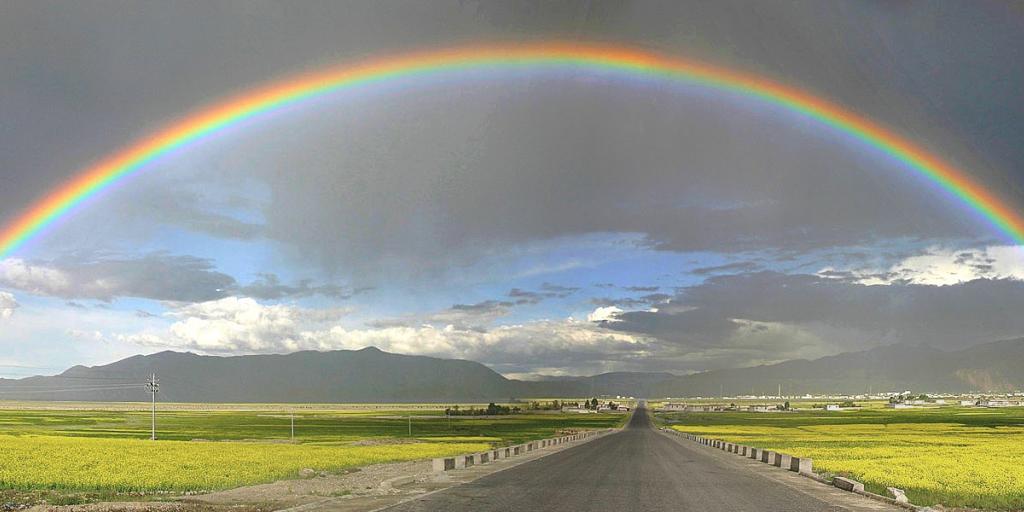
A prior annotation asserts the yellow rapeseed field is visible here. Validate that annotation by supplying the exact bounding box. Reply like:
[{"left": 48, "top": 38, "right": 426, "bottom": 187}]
[
  {"left": 0, "top": 435, "right": 488, "bottom": 492},
  {"left": 673, "top": 419, "right": 1024, "bottom": 509}
]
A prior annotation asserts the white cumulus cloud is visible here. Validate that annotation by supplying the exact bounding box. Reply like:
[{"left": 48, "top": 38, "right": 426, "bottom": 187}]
[
  {"left": 840, "top": 245, "right": 1024, "bottom": 286},
  {"left": 115, "top": 296, "right": 651, "bottom": 375},
  {"left": 587, "top": 306, "right": 623, "bottom": 323},
  {"left": 0, "top": 292, "right": 18, "bottom": 319}
]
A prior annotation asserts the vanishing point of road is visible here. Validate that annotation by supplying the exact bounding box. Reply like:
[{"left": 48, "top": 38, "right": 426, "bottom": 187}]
[{"left": 386, "top": 406, "right": 900, "bottom": 512}]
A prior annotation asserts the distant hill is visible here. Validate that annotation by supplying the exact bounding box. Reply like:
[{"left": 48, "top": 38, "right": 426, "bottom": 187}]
[
  {"left": 1, "top": 339, "right": 1022, "bottom": 402},
  {"left": 647, "top": 338, "right": 1024, "bottom": 397},
  {"left": 0, "top": 347, "right": 514, "bottom": 402}
]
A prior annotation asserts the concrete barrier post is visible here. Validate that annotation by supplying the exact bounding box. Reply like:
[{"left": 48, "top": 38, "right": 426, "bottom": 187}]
[
  {"left": 513, "top": 445, "right": 521, "bottom": 456},
  {"left": 739, "top": 446, "right": 747, "bottom": 456},
  {"left": 790, "top": 457, "right": 813, "bottom": 474},
  {"left": 749, "top": 447, "right": 759, "bottom": 459},
  {"left": 492, "top": 449, "right": 502, "bottom": 460},
  {"left": 433, "top": 457, "right": 456, "bottom": 472},
  {"left": 480, "top": 452, "right": 490, "bottom": 464},
  {"left": 775, "top": 453, "right": 792, "bottom": 469},
  {"left": 761, "top": 450, "right": 773, "bottom": 463},
  {"left": 833, "top": 477, "right": 864, "bottom": 493},
  {"left": 454, "top": 455, "right": 468, "bottom": 469},
  {"left": 465, "top": 454, "right": 475, "bottom": 467}
]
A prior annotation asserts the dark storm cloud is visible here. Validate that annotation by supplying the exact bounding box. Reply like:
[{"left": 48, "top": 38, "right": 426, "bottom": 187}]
[
  {"left": 3, "top": 2, "right": 1023, "bottom": 375},
  {"left": 603, "top": 272, "right": 1024, "bottom": 354},
  {"left": 2, "top": 1, "right": 1021, "bottom": 276}
]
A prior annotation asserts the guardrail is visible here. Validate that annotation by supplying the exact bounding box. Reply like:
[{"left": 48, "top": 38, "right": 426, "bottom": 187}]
[
  {"left": 662, "top": 429, "right": 924, "bottom": 511},
  {"left": 432, "top": 429, "right": 612, "bottom": 472}
]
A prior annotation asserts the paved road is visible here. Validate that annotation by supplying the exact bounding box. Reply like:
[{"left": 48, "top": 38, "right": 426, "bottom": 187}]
[{"left": 387, "top": 406, "right": 895, "bottom": 511}]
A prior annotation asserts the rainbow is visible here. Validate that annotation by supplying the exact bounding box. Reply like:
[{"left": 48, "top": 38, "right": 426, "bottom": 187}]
[{"left": 1, "top": 42, "right": 1021, "bottom": 258}]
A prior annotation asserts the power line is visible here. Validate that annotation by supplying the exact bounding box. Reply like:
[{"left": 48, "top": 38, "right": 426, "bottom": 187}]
[{"left": 146, "top": 373, "right": 159, "bottom": 440}]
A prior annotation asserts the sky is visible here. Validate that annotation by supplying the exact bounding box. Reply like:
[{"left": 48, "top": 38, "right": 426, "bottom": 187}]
[{"left": 1, "top": 0, "right": 1023, "bottom": 379}]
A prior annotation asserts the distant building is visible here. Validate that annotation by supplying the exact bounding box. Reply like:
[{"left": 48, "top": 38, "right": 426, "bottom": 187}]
[
  {"left": 561, "top": 407, "right": 593, "bottom": 414},
  {"left": 825, "top": 404, "right": 841, "bottom": 411},
  {"left": 887, "top": 403, "right": 914, "bottom": 409},
  {"left": 960, "top": 400, "right": 977, "bottom": 406},
  {"left": 661, "top": 403, "right": 726, "bottom": 412},
  {"left": 980, "top": 399, "right": 1021, "bottom": 408}
]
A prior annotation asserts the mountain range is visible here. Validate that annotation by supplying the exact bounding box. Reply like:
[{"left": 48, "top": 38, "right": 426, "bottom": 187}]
[{"left": 1, "top": 339, "right": 1021, "bottom": 402}]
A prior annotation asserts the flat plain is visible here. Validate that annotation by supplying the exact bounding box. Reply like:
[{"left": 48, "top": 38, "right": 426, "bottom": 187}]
[
  {"left": 0, "top": 401, "right": 626, "bottom": 503},
  {"left": 661, "top": 403, "right": 1024, "bottom": 510}
]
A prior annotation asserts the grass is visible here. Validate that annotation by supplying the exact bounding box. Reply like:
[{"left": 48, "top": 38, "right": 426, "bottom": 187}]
[
  {"left": 660, "top": 405, "right": 1024, "bottom": 510},
  {"left": 0, "top": 434, "right": 489, "bottom": 492},
  {"left": 0, "top": 403, "right": 626, "bottom": 494}
]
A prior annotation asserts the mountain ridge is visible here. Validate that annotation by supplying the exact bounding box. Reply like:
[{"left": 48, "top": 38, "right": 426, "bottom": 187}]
[{"left": 1, "top": 339, "right": 1021, "bottom": 402}]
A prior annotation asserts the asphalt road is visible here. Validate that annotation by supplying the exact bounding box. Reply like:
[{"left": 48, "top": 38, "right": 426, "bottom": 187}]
[{"left": 386, "top": 406, "right": 890, "bottom": 512}]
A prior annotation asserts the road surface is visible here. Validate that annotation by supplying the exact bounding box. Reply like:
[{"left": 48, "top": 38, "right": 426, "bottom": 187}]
[{"left": 386, "top": 406, "right": 898, "bottom": 511}]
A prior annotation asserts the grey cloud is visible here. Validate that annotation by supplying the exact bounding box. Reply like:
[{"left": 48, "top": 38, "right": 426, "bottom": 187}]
[
  {"left": 507, "top": 283, "right": 579, "bottom": 305},
  {"left": 690, "top": 261, "right": 762, "bottom": 276},
  {"left": 235, "top": 274, "right": 349, "bottom": 300},
  {"left": 371, "top": 299, "right": 515, "bottom": 330},
  {"left": 591, "top": 293, "right": 672, "bottom": 309},
  {"left": 0, "top": 255, "right": 346, "bottom": 303},
  {"left": 0, "top": 254, "right": 234, "bottom": 303},
  {"left": 604, "top": 272, "right": 1024, "bottom": 357}
]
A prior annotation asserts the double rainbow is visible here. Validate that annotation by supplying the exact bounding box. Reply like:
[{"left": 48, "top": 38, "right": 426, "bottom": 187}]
[{"left": 1, "top": 42, "right": 1021, "bottom": 258}]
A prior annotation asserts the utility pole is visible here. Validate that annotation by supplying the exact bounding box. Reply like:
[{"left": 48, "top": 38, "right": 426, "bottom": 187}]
[
  {"left": 146, "top": 373, "right": 159, "bottom": 440},
  {"left": 291, "top": 412, "right": 295, "bottom": 441},
  {"left": 408, "top": 415, "right": 412, "bottom": 437},
  {"left": 778, "top": 383, "right": 782, "bottom": 399}
]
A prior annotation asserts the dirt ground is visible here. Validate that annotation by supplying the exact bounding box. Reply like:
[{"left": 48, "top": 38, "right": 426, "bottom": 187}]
[{"left": 24, "top": 459, "right": 449, "bottom": 512}]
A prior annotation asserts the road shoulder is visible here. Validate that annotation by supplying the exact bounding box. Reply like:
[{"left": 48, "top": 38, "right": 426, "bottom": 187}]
[{"left": 657, "top": 429, "right": 902, "bottom": 512}]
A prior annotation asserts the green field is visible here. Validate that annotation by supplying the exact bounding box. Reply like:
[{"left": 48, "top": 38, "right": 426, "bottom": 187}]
[
  {"left": 0, "top": 402, "right": 625, "bottom": 496},
  {"left": 659, "top": 405, "right": 1024, "bottom": 510}
]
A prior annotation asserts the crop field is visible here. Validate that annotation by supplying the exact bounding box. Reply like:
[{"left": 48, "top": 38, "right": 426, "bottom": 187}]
[
  {"left": 661, "top": 405, "right": 1024, "bottom": 510},
  {"left": 0, "top": 402, "right": 625, "bottom": 495}
]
